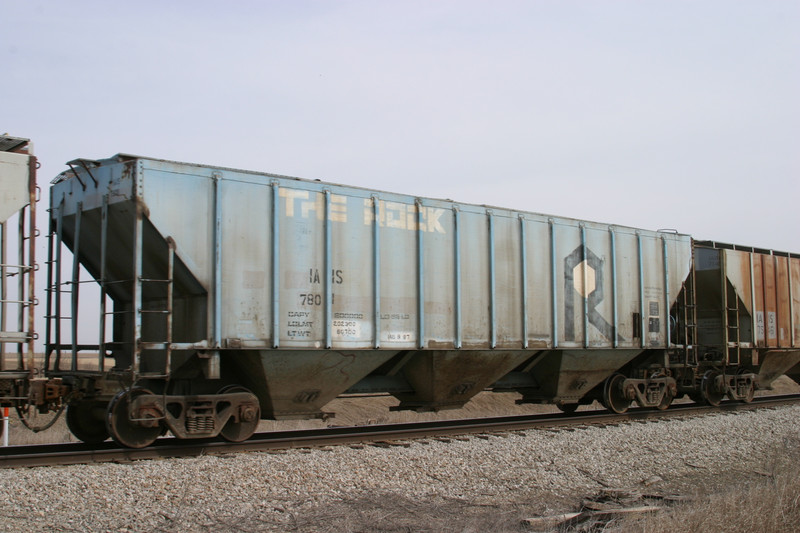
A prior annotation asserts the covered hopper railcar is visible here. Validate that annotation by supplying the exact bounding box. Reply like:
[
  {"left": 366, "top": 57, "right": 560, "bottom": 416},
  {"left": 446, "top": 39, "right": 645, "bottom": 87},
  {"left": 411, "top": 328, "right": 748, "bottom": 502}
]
[{"left": 1, "top": 143, "right": 799, "bottom": 447}]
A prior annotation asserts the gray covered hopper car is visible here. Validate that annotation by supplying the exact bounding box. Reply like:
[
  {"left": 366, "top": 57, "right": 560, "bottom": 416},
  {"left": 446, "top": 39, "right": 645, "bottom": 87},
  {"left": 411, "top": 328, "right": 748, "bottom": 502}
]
[{"left": 20, "top": 154, "right": 798, "bottom": 447}]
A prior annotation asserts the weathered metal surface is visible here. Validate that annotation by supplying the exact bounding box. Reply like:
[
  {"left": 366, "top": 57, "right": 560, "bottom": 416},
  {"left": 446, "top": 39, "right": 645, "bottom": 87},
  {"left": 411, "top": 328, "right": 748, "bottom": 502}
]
[
  {"left": 0, "top": 151, "right": 31, "bottom": 223},
  {"left": 249, "top": 350, "right": 398, "bottom": 419},
  {"left": 393, "top": 350, "right": 532, "bottom": 410},
  {"left": 50, "top": 155, "right": 693, "bottom": 354},
  {"left": 793, "top": 257, "right": 800, "bottom": 346},
  {"left": 755, "top": 350, "right": 800, "bottom": 387},
  {"left": 695, "top": 243, "right": 800, "bottom": 353},
  {"left": 0, "top": 136, "right": 36, "bottom": 381},
  {"left": 787, "top": 361, "right": 800, "bottom": 386},
  {"left": 512, "top": 349, "right": 642, "bottom": 403}
]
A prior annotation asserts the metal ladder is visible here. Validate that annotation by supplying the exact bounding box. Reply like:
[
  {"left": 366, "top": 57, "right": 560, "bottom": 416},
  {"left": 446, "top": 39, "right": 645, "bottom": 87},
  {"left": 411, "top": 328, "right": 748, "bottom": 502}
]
[
  {"left": 0, "top": 140, "right": 37, "bottom": 377},
  {"left": 134, "top": 240, "right": 175, "bottom": 381},
  {"left": 46, "top": 194, "right": 175, "bottom": 382},
  {"left": 719, "top": 249, "right": 739, "bottom": 366},
  {"left": 45, "top": 197, "right": 104, "bottom": 375},
  {"left": 100, "top": 198, "right": 175, "bottom": 382},
  {"left": 679, "top": 270, "right": 698, "bottom": 369},
  {"left": 723, "top": 281, "right": 741, "bottom": 366},
  {"left": 0, "top": 210, "right": 36, "bottom": 373}
]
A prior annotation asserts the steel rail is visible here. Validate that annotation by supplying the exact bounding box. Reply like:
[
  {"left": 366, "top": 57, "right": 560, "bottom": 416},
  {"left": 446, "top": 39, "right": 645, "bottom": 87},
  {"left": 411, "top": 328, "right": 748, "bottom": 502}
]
[{"left": 2, "top": 394, "right": 799, "bottom": 469}]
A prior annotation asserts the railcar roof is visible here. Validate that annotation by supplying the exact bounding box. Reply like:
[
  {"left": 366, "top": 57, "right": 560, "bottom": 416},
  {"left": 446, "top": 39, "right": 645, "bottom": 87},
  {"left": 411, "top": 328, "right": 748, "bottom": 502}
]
[
  {"left": 694, "top": 240, "right": 799, "bottom": 258},
  {"left": 0, "top": 135, "right": 30, "bottom": 152}
]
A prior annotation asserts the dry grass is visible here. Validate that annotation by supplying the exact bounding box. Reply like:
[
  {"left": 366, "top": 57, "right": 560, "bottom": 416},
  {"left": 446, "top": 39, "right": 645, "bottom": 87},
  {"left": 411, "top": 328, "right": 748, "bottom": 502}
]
[{"left": 606, "top": 436, "right": 800, "bottom": 533}]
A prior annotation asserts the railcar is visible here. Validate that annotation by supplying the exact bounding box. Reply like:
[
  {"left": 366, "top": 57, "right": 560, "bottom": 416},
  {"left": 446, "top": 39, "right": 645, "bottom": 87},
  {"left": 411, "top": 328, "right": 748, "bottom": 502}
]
[
  {"left": 1, "top": 135, "right": 798, "bottom": 447},
  {"left": 0, "top": 136, "right": 36, "bottom": 429}
]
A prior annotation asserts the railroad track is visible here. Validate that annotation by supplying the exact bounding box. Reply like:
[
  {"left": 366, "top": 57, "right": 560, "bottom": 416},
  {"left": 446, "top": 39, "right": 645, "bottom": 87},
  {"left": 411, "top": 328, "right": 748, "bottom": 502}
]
[{"left": 2, "top": 394, "right": 799, "bottom": 469}]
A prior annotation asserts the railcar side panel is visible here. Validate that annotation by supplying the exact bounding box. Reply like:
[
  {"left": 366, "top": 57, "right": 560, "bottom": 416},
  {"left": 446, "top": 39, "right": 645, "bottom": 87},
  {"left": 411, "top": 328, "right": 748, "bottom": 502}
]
[
  {"left": 793, "top": 258, "right": 800, "bottom": 346},
  {"left": 377, "top": 199, "right": 418, "bottom": 349},
  {"left": 50, "top": 156, "right": 695, "bottom": 355},
  {"left": 776, "top": 257, "right": 791, "bottom": 347}
]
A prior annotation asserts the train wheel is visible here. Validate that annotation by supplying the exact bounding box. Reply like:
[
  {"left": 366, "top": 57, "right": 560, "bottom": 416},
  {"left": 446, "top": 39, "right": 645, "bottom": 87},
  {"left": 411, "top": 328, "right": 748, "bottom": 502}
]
[
  {"left": 602, "top": 374, "right": 630, "bottom": 414},
  {"left": 106, "top": 389, "right": 162, "bottom": 449},
  {"left": 218, "top": 386, "right": 261, "bottom": 443},
  {"left": 555, "top": 402, "right": 578, "bottom": 414},
  {"left": 688, "top": 392, "right": 705, "bottom": 404},
  {"left": 66, "top": 401, "right": 109, "bottom": 443},
  {"left": 701, "top": 371, "right": 724, "bottom": 407}
]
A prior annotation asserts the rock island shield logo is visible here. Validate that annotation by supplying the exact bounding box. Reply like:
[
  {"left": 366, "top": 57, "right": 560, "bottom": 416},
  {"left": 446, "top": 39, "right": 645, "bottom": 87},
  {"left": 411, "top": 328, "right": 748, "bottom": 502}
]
[{"left": 564, "top": 245, "right": 622, "bottom": 342}]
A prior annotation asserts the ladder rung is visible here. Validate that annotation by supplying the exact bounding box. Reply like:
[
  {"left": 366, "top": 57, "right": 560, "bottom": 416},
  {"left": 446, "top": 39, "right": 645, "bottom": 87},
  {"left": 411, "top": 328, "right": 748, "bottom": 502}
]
[
  {"left": 0, "top": 298, "right": 33, "bottom": 305},
  {"left": 0, "top": 332, "right": 32, "bottom": 342}
]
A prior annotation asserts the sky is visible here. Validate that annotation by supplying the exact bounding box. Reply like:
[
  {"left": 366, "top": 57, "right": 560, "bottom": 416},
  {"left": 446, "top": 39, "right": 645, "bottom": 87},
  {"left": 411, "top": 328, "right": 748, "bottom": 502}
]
[{"left": 2, "top": 0, "right": 798, "bottom": 251}]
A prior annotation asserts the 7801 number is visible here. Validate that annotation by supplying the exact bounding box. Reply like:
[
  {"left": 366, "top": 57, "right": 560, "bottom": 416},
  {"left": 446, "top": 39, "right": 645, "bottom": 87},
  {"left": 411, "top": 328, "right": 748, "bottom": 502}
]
[{"left": 299, "top": 293, "right": 335, "bottom": 306}]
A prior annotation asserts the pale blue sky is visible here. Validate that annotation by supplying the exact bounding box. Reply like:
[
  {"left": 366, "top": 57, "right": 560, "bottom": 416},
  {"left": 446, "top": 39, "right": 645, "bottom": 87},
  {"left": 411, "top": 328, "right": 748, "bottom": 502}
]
[{"left": 3, "top": 0, "right": 798, "bottom": 249}]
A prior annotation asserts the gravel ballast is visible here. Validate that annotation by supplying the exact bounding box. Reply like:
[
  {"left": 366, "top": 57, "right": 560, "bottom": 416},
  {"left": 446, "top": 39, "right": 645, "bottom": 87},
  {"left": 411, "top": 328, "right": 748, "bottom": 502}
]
[{"left": 1, "top": 404, "right": 799, "bottom": 532}]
